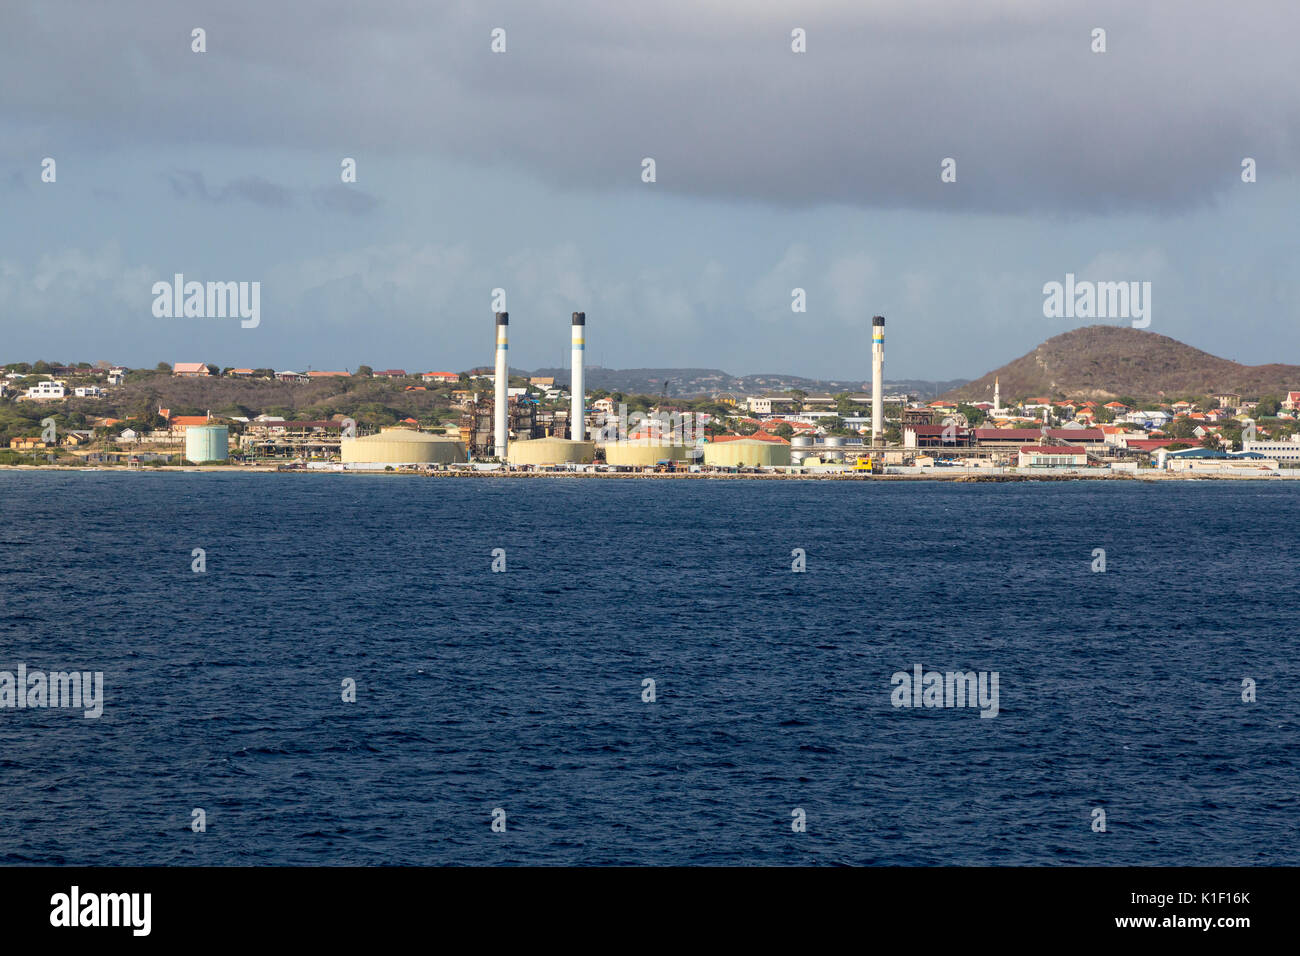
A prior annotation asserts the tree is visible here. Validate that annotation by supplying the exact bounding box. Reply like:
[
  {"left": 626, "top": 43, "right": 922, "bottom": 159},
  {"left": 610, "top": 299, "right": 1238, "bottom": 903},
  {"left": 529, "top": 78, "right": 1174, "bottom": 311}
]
[
  {"left": 957, "top": 403, "right": 986, "bottom": 426},
  {"left": 205, "top": 364, "right": 219, "bottom": 377},
  {"left": 155, "top": 362, "right": 171, "bottom": 372},
  {"left": 355, "top": 365, "right": 373, "bottom": 378},
  {"left": 771, "top": 423, "right": 794, "bottom": 439}
]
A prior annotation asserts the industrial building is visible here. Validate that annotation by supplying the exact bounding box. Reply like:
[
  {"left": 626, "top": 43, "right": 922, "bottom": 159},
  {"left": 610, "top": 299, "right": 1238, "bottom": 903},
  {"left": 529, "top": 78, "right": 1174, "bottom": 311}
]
[
  {"left": 340, "top": 427, "right": 467, "bottom": 466},
  {"left": 459, "top": 397, "right": 553, "bottom": 457},
  {"left": 1158, "top": 448, "right": 1279, "bottom": 473}
]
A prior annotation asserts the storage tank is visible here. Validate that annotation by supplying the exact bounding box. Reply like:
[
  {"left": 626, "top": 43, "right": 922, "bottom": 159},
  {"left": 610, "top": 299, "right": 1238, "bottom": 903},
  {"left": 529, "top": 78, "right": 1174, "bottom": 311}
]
[
  {"left": 341, "top": 427, "right": 467, "bottom": 465},
  {"left": 821, "top": 434, "right": 844, "bottom": 462},
  {"left": 185, "top": 424, "right": 228, "bottom": 463},
  {"left": 508, "top": 437, "right": 596, "bottom": 465},
  {"left": 703, "top": 437, "right": 791, "bottom": 468},
  {"left": 790, "top": 434, "right": 813, "bottom": 464},
  {"left": 604, "top": 441, "right": 691, "bottom": 468}
]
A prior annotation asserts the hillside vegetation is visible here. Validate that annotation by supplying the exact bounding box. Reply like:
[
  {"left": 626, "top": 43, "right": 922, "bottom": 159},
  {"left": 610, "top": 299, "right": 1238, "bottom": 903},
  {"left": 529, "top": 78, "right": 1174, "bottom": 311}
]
[{"left": 944, "top": 326, "right": 1300, "bottom": 403}]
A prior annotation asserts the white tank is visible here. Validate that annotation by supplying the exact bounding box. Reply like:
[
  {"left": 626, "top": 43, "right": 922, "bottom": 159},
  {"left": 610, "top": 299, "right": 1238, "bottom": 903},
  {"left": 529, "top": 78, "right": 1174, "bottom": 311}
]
[{"left": 185, "top": 425, "right": 228, "bottom": 463}]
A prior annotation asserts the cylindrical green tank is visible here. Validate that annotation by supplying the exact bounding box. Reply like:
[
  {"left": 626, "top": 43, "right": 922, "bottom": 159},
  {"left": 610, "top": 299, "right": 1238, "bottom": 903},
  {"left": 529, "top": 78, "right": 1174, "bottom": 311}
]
[{"left": 185, "top": 424, "right": 229, "bottom": 463}]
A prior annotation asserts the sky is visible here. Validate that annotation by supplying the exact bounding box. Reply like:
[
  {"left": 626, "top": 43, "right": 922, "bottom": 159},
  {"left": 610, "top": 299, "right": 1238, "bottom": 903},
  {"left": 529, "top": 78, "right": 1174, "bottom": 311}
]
[{"left": 1, "top": 0, "right": 1297, "bottom": 381}]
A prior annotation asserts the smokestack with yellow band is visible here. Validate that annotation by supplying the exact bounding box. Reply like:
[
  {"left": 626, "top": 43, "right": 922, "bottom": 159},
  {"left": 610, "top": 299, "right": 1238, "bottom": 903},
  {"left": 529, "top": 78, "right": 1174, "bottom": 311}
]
[
  {"left": 571, "top": 312, "right": 585, "bottom": 441},
  {"left": 494, "top": 311, "right": 508, "bottom": 459},
  {"left": 871, "top": 315, "right": 885, "bottom": 443}
]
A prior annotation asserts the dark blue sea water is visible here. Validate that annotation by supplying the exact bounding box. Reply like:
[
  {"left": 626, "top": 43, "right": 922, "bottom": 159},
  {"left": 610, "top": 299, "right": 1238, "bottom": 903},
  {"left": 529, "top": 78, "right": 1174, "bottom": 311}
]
[{"left": 1, "top": 473, "right": 1297, "bottom": 865}]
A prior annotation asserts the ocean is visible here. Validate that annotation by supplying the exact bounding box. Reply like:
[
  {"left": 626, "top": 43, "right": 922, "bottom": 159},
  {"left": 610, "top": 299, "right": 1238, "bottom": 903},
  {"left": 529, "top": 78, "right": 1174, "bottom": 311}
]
[{"left": 1, "top": 472, "right": 1297, "bottom": 865}]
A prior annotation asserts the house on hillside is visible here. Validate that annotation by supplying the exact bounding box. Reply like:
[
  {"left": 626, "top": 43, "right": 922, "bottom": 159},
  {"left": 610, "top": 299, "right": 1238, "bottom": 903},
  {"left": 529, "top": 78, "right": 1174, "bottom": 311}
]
[
  {"left": 172, "top": 362, "right": 210, "bottom": 377},
  {"left": 22, "top": 380, "right": 66, "bottom": 400}
]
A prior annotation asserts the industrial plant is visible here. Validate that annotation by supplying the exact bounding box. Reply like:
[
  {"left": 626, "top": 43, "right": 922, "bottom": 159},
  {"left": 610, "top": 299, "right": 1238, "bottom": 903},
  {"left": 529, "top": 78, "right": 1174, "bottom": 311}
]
[{"left": 10, "top": 309, "right": 1297, "bottom": 478}]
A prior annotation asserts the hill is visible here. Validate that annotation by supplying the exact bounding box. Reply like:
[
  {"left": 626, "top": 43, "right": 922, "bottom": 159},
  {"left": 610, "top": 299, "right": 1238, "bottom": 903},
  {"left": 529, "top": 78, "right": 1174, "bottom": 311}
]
[
  {"left": 942, "top": 326, "right": 1300, "bottom": 404},
  {"left": 527, "top": 366, "right": 965, "bottom": 399}
]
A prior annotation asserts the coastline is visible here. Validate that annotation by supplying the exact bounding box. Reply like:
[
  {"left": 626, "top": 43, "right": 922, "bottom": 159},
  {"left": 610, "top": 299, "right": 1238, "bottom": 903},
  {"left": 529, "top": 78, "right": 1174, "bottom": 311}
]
[{"left": 2, "top": 464, "right": 1298, "bottom": 481}]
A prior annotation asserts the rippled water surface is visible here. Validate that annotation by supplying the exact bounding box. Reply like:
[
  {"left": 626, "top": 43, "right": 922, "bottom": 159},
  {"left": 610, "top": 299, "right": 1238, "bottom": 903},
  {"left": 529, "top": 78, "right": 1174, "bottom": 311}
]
[{"left": 1, "top": 473, "right": 1297, "bottom": 865}]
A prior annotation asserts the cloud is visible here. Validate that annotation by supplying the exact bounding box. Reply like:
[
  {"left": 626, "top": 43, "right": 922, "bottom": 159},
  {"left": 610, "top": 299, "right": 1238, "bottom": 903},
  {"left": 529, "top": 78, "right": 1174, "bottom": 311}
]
[
  {"left": 0, "top": 243, "right": 156, "bottom": 333},
  {"left": 2, "top": 1, "right": 1296, "bottom": 215},
  {"left": 311, "top": 185, "right": 381, "bottom": 216},
  {"left": 164, "top": 170, "right": 294, "bottom": 208}
]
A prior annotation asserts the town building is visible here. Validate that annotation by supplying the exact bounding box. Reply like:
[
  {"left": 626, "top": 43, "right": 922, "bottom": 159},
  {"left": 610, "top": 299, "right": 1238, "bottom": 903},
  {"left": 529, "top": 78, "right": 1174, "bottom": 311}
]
[
  {"left": 974, "top": 427, "right": 1105, "bottom": 450},
  {"left": 1242, "top": 438, "right": 1300, "bottom": 462},
  {"left": 172, "top": 362, "right": 210, "bottom": 377},
  {"left": 1018, "top": 445, "right": 1088, "bottom": 468}
]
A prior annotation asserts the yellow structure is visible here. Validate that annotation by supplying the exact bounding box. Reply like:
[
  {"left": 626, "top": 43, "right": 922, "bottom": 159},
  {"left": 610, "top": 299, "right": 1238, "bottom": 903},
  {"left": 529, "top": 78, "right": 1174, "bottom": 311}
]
[
  {"left": 703, "top": 437, "right": 791, "bottom": 468},
  {"left": 604, "top": 441, "right": 692, "bottom": 468},
  {"left": 341, "top": 427, "right": 467, "bottom": 465},
  {"left": 508, "top": 437, "right": 596, "bottom": 465}
]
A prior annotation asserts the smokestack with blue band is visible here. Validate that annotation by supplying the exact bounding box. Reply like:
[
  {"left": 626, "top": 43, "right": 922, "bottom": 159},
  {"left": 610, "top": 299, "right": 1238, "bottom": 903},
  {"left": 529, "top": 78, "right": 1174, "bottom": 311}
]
[
  {"left": 571, "top": 312, "right": 585, "bottom": 441},
  {"left": 494, "top": 312, "right": 508, "bottom": 459},
  {"left": 871, "top": 315, "right": 885, "bottom": 444}
]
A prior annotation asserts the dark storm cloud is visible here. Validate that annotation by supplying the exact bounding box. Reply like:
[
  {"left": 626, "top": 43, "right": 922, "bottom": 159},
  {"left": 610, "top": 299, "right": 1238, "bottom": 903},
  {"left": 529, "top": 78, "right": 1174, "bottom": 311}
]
[{"left": 3, "top": 0, "right": 1297, "bottom": 215}]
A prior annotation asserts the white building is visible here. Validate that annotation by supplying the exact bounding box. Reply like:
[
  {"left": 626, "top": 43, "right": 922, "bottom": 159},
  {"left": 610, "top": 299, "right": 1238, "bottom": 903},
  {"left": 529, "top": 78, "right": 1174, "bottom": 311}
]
[
  {"left": 22, "top": 380, "right": 66, "bottom": 400},
  {"left": 107, "top": 367, "right": 127, "bottom": 385},
  {"left": 74, "top": 386, "right": 105, "bottom": 398},
  {"left": 1124, "top": 410, "right": 1172, "bottom": 428},
  {"left": 1243, "top": 439, "right": 1300, "bottom": 463}
]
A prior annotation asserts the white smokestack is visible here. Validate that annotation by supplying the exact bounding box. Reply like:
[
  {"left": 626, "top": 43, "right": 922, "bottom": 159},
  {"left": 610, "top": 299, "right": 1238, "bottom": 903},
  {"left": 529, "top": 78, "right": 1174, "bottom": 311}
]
[
  {"left": 871, "top": 315, "right": 885, "bottom": 443},
  {"left": 571, "top": 311, "right": 585, "bottom": 441},
  {"left": 494, "top": 311, "right": 508, "bottom": 459}
]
